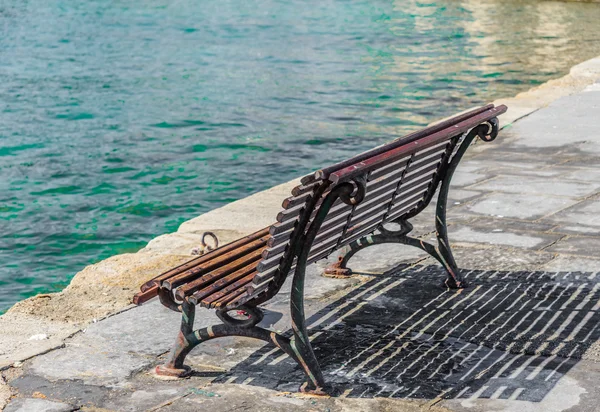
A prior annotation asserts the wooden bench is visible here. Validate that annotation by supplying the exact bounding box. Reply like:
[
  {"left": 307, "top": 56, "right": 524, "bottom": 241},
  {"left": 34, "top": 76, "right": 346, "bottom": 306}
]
[{"left": 133, "top": 104, "right": 507, "bottom": 394}]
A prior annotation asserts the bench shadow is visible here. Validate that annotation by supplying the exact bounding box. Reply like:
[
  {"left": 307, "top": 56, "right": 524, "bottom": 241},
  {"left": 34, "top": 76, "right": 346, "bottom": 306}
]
[{"left": 212, "top": 264, "right": 600, "bottom": 401}]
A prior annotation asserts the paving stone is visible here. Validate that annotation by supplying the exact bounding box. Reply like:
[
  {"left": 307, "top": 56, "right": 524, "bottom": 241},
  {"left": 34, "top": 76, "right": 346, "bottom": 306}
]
[
  {"left": 449, "top": 171, "right": 491, "bottom": 187},
  {"left": 471, "top": 145, "right": 566, "bottom": 166},
  {"left": 278, "top": 260, "right": 360, "bottom": 302},
  {"left": 206, "top": 265, "right": 600, "bottom": 404},
  {"left": 4, "top": 398, "right": 76, "bottom": 412},
  {"left": 82, "top": 300, "right": 218, "bottom": 357},
  {"left": 540, "top": 255, "right": 600, "bottom": 273},
  {"left": 27, "top": 300, "right": 264, "bottom": 386},
  {"left": 450, "top": 226, "right": 558, "bottom": 250},
  {"left": 544, "top": 236, "right": 600, "bottom": 258},
  {"left": 451, "top": 161, "right": 488, "bottom": 174},
  {"left": 326, "top": 242, "right": 428, "bottom": 274},
  {"left": 509, "top": 91, "right": 600, "bottom": 152},
  {"left": 452, "top": 245, "right": 554, "bottom": 271},
  {"left": 563, "top": 168, "right": 600, "bottom": 183},
  {"left": 551, "top": 225, "right": 600, "bottom": 237},
  {"left": 458, "top": 217, "right": 557, "bottom": 234},
  {"left": 102, "top": 387, "right": 186, "bottom": 412},
  {"left": 9, "top": 374, "right": 113, "bottom": 407},
  {"left": 544, "top": 198, "right": 600, "bottom": 233},
  {"left": 554, "top": 224, "right": 600, "bottom": 237},
  {"left": 462, "top": 192, "right": 580, "bottom": 220},
  {"left": 468, "top": 175, "right": 600, "bottom": 198},
  {"left": 28, "top": 343, "right": 151, "bottom": 387},
  {"left": 483, "top": 166, "right": 563, "bottom": 178},
  {"left": 447, "top": 189, "right": 483, "bottom": 203}
]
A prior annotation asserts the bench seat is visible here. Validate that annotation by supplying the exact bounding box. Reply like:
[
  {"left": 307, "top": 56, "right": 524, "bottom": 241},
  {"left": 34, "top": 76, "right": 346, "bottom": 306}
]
[{"left": 133, "top": 228, "right": 270, "bottom": 309}]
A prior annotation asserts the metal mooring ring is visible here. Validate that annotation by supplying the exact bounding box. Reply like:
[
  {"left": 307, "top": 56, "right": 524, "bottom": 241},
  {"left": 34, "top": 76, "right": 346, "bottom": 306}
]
[
  {"left": 217, "top": 305, "right": 264, "bottom": 328},
  {"left": 191, "top": 232, "right": 219, "bottom": 256},
  {"left": 201, "top": 232, "right": 219, "bottom": 251}
]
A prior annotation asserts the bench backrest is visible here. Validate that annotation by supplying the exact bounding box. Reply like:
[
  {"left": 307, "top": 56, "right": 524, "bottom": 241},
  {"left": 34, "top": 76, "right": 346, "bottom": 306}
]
[{"left": 248, "top": 104, "right": 506, "bottom": 298}]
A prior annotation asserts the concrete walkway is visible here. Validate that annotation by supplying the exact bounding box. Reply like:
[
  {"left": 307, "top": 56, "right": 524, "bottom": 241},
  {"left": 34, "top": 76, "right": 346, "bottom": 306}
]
[{"left": 2, "top": 81, "right": 600, "bottom": 411}]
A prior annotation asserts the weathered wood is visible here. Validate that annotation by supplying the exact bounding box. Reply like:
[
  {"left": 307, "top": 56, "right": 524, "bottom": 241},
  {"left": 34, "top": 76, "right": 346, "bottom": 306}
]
[
  {"left": 328, "top": 106, "right": 506, "bottom": 184},
  {"left": 314, "top": 104, "right": 494, "bottom": 181},
  {"left": 139, "top": 227, "right": 269, "bottom": 293},
  {"left": 175, "top": 248, "right": 264, "bottom": 299}
]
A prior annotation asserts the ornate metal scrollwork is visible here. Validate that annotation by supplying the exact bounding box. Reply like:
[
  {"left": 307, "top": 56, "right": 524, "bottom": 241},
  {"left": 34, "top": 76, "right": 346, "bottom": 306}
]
[
  {"left": 479, "top": 117, "right": 499, "bottom": 142},
  {"left": 379, "top": 219, "right": 413, "bottom": 237},
  {"left": 339, "top": 175, "right": 367, "bottom": 206},
  {"left": 216, "top": 305, "right": 264, "bottom": 328},
  {"left": 158, "top": 288, "right": 183, "bottom": 312}
]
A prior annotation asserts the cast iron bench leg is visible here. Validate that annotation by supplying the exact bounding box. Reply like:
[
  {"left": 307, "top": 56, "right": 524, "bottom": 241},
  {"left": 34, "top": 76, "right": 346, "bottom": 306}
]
[
  {"left": 324, "top": 196, "right": 465, "bottom": 288},
  {"left": 289, "top": 249, "right": 328, "bottom": 394},
  {"left": 325, "top": 126, "right": 493, "bottom": 289},
  {"left": 324, "top": 229, "right": 465, "bottom": 288},
  {"left": 156, "top": 300, "right": 197, "bottom": 377},
  {"left": 155, "top": 300, "right": 319, "bottom": 388},
  {"left": 435, "top": 158, "right": 465, "bottom": 289}
]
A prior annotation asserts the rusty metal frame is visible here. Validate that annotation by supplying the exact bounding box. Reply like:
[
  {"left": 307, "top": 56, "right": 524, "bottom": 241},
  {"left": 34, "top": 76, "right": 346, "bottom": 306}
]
[{"left": 325, "top": 120, "right": 499, "bottom": 288}]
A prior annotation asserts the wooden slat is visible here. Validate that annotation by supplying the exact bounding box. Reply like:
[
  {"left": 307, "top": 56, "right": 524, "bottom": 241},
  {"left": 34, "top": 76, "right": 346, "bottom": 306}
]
[
  {"left": 367, "top": 167, "right": 406, "bottom": 190},
  {"left": 384, "top": 204, "right": 416, "bottom": 224},
  {"left": 262, "top": 155, "right": 415, "bottom": 264},
  {"left": 166, "top": 239, "right": 267, "bottom": 290},
  {"left": 368, "top": 156, "right": 411, "bottom": 181},
  {"left": 133, "top": 286, "right": 159, "bottom": 305},
  {"left": 391, "top": 186, "right": 430, "bottom": 211},
  {"left": 349, "top": 202, "right": 390, "bottom": 226},
  {"left": 269, "top": 218, "right": 298, "bottom": 236},
  {"left": 175, "top": 248, "right": 264, "bottom": 299},
  {"left": 385, "top": 195, "right": 425, "bottom": 221},
  {"left": 245, "top": 280, "right": 272, "bottom": 299},
  {"left": 276, "top": 203, "right": 305, "bottom": 223},
  {"left": 410, "top": 141, "right": 449, "bottom": 165},
  {"left": 212, "top": 288, "right": 248, "bottom": 309},
  {"left": 352, "top": 185, "right": 397, "bottom": 214},
  {"left": 329, "top": 106, "right": 507, "bottom": 183},
  {"left": 250, "top": 266, "right": 279, "bottom": 288},
  {"left": 195, "top": 272, "right": 256, "bottom": 306},
  {"left": 307, "top": 210, "right": 386, "bottom": 260},
  {"left": 402, "top": 160, "right": 442, "bottom": 181},
  {"left": 394, "top": 175, "right": 436, "bottom": 201},
  {"left": 292, "top": 181, "right": 320, "bottom": 196},
  {"left": 314, "top": 104, "right": 496, "bottom": 181},
  {"left": 267, "top": 228, "right": 294, "bottom": 247},
  {"left": 282, "top": 192, "right": 312, "bottom": 209},
  {"left": 300, "top": 173, "right": 318, "bottom": 185},
  {"left": 306, "top": 216, "right": 382, "bottom": 263},
  {"left": 139, "top": 227, "right": 270, "bottom": 292},
  {"left": 257, "top": 250, "right": 286, "bottom": 272},
  {"left": 188, "top": 262, "right": 258, "bottom": 304},
  {"left": 223, "top": 289, "right": 253, "bottom": 310},
  {"left": 249, "top": 274, "right": 275, "bottom": 292}
]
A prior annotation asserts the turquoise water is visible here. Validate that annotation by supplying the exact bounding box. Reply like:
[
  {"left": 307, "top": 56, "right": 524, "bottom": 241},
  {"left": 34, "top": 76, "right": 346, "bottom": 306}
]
[{"left": 2, "top": 0, "right": 600, "bottom": 312}]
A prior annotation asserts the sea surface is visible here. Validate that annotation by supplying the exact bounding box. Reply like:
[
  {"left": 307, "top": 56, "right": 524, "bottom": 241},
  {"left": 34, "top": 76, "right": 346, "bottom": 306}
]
[{"left": 2, "top": 0, "right": 600, "bottom": 312}]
